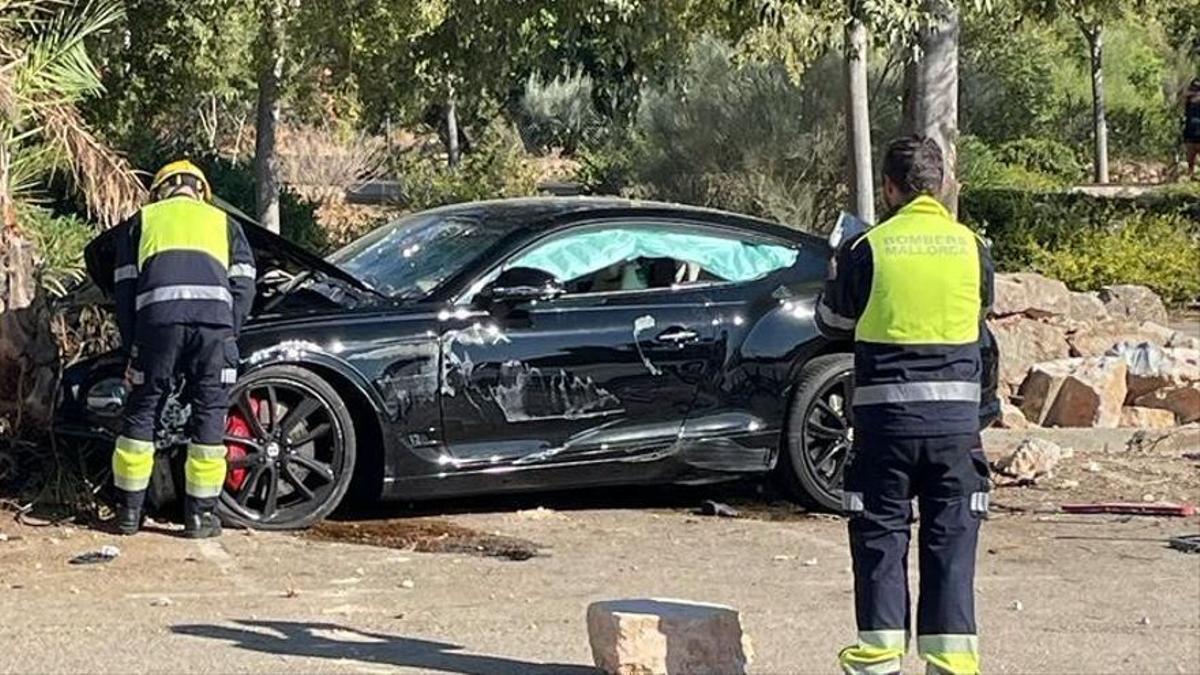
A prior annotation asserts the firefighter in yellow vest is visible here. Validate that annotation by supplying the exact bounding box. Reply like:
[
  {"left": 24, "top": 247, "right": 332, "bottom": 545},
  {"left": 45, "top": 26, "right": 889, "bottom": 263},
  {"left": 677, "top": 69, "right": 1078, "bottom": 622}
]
[
  {"left": 108, "top": 161, "right": 256, "bottom": 538},
  {"left": 817, "top": 137, "right": 995, "bottom": 675}
]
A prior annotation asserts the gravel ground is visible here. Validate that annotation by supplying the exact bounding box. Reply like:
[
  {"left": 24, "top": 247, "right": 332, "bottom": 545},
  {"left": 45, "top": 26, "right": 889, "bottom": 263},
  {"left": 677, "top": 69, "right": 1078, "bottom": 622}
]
[{"left": 0, "top": 429, "right": 1197, "bottom": 675}]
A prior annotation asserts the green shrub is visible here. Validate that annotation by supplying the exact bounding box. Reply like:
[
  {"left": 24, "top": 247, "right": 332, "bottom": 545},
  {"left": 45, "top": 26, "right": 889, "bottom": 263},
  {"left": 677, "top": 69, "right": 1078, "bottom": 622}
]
[
  {"left": 959, "top": 136, "right": 1082, "bottom": 190},
  {"left": 395, "top": 118, "right": 539, "bottom": 211},
  {"left": 994, "top": 138, "right": 1083, "bottom": 183},
  {"left": 623, "top": 37, "right": 846, "bottom": 230},
  {"left": 1029, "top": 213, "right": 1200, "bottom": 305},
  {"left": 18, "top": 206, "right": 94, "bottom": 296},
  {"left": 962, "top": 187, "right": 1200, "bottom": 305},
  {"left": 518, "top": 69, "right": 600, "bottom": 154}
]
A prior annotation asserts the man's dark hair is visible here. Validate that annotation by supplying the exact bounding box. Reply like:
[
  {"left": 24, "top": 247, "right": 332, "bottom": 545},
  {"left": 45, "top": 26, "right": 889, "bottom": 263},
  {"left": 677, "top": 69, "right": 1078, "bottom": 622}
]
[{"left": 882, "top": 135, "right": 945, "bottom": 198}]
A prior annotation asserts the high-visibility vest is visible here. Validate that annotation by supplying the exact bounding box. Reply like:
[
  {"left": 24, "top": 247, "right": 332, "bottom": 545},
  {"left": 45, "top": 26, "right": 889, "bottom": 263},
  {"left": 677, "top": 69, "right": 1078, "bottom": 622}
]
[{"left": 850, "top": 196, "right": 987, "bottom": 437}]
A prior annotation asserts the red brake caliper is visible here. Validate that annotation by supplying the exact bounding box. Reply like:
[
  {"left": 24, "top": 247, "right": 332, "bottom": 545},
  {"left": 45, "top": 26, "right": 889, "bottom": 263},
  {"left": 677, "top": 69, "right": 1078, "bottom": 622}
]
[{"left": 224, "top": 396, "right": 260, "bottom": 491}]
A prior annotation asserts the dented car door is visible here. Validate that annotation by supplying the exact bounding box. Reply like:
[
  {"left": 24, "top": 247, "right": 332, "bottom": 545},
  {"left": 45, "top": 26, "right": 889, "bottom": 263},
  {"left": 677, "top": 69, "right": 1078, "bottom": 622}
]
[{"left": 439, "top": 288, "right": 716, "bottom": 466}]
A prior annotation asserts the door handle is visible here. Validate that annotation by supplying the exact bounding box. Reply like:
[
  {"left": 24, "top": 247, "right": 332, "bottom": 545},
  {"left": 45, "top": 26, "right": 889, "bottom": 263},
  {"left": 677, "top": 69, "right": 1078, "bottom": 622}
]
[{"left": 655, "top": 328, "right": 699, "bottom": 344}]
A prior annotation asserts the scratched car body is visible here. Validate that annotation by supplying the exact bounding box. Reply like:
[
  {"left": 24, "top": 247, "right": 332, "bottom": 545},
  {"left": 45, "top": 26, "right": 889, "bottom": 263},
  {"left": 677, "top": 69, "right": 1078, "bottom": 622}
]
[{"left": 57, "top": 197, "right": 858, "bottom": 529}]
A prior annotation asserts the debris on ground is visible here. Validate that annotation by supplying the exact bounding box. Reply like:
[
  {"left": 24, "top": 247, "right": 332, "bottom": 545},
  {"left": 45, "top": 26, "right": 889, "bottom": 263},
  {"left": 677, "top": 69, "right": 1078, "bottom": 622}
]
[
  {"left": 515, "top": 507, "right": 564, "bottom": 521},
  {"left": 801, "top": 558, "right": 818, "bottom": 567},
  {"left": 698, "top": 500, "right": 739, "bottom": 518},
  {"left": 993, "top": 438, "right": 1072, "bottom": 485},
  {"left": 307, "top": 518, "right": 541, "bottom": 562},
  {"left": 587, "top": 599, "right": 754, "bottom": 675},
  {"left": 68, "top": 545, "right": 120, "bottom": 565},
  {"left": 1060, "top": 502, "right": 1196, "bottom": 517},
  {"left": 149, "top": 597, "right": 174, "bottom": 607},
  {"left": 1167, "top": 534, "right": 1200, "bottom": 554},
  {"left": 1009, "top": 601, "right": 1024, "bottom": 611},
  {"left": 399, "top": 579, "right": 415, "bottom": 589}
]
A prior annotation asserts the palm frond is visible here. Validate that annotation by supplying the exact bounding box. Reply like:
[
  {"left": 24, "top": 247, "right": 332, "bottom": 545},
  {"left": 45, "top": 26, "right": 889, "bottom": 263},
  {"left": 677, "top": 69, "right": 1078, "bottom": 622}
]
[
  {"left": 42, "top": 104, "right": 144, "bottom": 227},
  {"left": 14, "top": 0, "right": 122, "bottom": 107}
]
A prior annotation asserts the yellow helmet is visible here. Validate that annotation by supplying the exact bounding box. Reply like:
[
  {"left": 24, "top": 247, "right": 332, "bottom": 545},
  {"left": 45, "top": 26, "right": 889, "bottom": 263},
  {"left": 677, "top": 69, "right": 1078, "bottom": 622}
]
[{"left": 150, "top": 160, "right": 212, "bottom": 202}]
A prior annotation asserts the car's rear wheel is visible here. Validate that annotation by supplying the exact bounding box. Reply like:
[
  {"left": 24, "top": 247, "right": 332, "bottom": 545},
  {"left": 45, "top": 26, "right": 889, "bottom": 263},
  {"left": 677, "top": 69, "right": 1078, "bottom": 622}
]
[
  {"left": 217, "top": 365, "right": 356, "bottom": 530},
  {"left": 780, "top": 353, "right": 854, "bottom": 512}
]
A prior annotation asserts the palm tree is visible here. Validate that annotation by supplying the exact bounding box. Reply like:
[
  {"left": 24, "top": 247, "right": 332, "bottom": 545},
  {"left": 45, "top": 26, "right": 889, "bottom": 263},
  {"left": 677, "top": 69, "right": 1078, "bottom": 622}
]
[{"left": 1, "top": 0, "right": 145, "bottom": 428}]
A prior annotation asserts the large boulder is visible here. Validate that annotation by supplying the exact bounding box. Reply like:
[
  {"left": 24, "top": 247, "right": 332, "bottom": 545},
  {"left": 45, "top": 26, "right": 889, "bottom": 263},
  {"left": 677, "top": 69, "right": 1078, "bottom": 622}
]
[
  {"left": 1019, "top": 357, "right": 1128, "bottom": 428},
  {"left": 587, "top": 599, "right": 754, "bottom": 675},
  {"left": 1068, "top": 291, "right": 1109, "bottom": 322},
  {"left": 993, "top": 273, "right": 1071, "bottom": 318},
  {"left": 1135, "top": 385, "right": 1200, "bottom": 424},
  {"left": 991, "top": 317, "right": 1070, "bottom": 391},
  {"left": 1108, "top": 344, "right": 1200, "bottom": 402},
  {"left": 1119, "top": 406, "right": 1177, "bottom": 429},
  {"left": 1069, "top": 319, "right": 1170, "bottom": 358},
  {"left": 1098, "top": 285, "right": 1169, "bottom": 325}
]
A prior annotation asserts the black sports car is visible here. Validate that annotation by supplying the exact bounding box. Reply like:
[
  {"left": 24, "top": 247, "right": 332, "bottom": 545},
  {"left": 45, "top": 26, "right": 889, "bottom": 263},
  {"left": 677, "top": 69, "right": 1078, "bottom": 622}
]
[{"left": 57, "top": 197, "right": 868, "bottom": 529}]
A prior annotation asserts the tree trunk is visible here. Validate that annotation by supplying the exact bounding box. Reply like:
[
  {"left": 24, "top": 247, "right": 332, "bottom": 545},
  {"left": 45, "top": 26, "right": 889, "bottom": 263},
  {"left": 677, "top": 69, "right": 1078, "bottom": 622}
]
[
  {"left": 901, "top": 0, "right": 960, "bottom": 215},
  {"left": 1086, "top": 24, "right": 1109, "bottom": 184},
  {"left": 845, "top": 2, "right": 875, "bottom": 223},
  {"left": 0, "top": 222, "right": 59, "bottom": 430},
  {"left": 254, "top": 0, "right": 285, "bottom": 233},
  {"left": 445, "top": 94, "right": 461, "bottom": 168}
]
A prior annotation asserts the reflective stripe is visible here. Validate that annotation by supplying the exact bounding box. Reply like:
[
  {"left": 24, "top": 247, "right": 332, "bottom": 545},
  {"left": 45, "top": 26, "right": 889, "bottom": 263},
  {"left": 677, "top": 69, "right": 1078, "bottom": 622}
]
[
  {"left": 220, "top": 368, "right": 238, "bottom": 384},
  {"left": 970, "top": 492, "right": 989, "bottom": 514},
  {"left": 843, "top": 491, "right": 864, "bottom": 513},
  {"left": 853, "top": 381, "right": 980, "bottom": 407},
  {"left": 115, "top": 436, "right": 155, "bottom": 454},
  {"left": 840, "top": 630, "right": 907, "bottom": 675},
  {"left": 135, "top": 284, "right": 232, "bottom": 310},
  {"left": 113, "top": 264, "right": 139, "bottom": 283},
  {"left": 187, "top": 444, "right": 228, "bottom": 460},
  {"left": 859, "top": 630, "right": 907, "bottom": 649},
  {"left": 113, "top": 436, "right": 155, "bottom": 492},
  {"left": 818, "top": 300, "right": 857, "bottom": 330},
  {"left": 228, "top": 263, "right": 257, "bottom": 279},
  {"left": 919, "top": 634, "right": 980, "bottom": 675},
  {"left": 185, "top": 443, "right": 227, "bottom": 500}
]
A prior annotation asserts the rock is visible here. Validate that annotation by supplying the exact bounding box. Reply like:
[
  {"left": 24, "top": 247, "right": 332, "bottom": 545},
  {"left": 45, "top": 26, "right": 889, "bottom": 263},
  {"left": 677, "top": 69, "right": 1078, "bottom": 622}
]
[
  {"left": 150, "top": 597, "right": 174, "bottom": 607},
  {"left": 1099, "top": 285, "right": 1169, "bottom": 325},
  {"left": 587, "top": 599, "right": 754, "bottom": 675},
  {"left": 991, "top": 318, "right": 1070, "bottom": 391},
  {"left": 998, "top": 402, "right": 1031, "bottom": 429},
  {"left": 993, "top": 273, "right": 1071, "bottom": 318},
  {"left": 1068, "top": 291, "right": 1109, "bottom": 322},
  {"left": 1010, "top": 601, "right": 1024, "bottom": 611},
  {"left": 399, "top": 579, "right": 416, "bottom": 590},
  {"left": 1119, "top": 406, "right": 1177, "bottom": 429},
  {"left": 993, "top": 437, "right": 1068, "bottom": 483},
  {"left": 1110, "top": 345, "right": 1200, "bottom": 402},
  {"left": 1069, "top": 319, "right": 1164, "bottom": 358},
  {"left": 1019, "top": 357, "right": 1127, "bottom": 428},
  {"left": 1135, "top": 384, "right": 1200, "bottom": 424}
]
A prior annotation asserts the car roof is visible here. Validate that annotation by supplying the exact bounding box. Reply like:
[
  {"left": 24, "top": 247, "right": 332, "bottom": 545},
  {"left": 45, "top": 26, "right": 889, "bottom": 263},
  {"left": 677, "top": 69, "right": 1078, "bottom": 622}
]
[{"left": 418, "top": 196, "right": 817, "bottom": 243}]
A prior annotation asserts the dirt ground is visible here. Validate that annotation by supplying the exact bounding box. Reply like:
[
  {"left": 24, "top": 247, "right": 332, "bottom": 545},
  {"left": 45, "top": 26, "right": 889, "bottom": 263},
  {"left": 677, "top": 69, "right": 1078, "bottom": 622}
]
[{"left": 1, "top": 428, "right": 1198, "bottom": 675}]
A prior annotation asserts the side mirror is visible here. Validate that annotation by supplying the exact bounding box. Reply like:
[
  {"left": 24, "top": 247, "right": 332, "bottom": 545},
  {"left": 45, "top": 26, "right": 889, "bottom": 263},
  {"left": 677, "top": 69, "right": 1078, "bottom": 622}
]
[{"left": 476, "top": 267, "right": 565, "bottom": 309}]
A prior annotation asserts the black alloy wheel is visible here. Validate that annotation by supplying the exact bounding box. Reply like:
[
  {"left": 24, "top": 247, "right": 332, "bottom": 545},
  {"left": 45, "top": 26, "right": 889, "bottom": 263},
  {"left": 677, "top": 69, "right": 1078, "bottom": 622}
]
[
  {"left": 217, "top": 366, "right": 356, "bottom": 530},
  {"left": 781, "top": 353, "right": 855, "bottom": 512}
]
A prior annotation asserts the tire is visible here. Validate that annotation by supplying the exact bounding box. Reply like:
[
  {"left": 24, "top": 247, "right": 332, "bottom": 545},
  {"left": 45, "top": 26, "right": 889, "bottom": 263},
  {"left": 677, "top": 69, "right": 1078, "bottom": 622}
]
[
  {"left": 217, "top": 365, "right": 357, "bottom": 530},
  {"left": 779, "top": 353, "right": 855, "bottom": 512}
]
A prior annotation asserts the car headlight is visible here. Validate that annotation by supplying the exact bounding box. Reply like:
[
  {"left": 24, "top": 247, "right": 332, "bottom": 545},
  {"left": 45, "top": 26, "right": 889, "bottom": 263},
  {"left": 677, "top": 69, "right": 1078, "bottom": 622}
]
[{"left": 85, "top": 377, "right": 127, "bottom": 417}]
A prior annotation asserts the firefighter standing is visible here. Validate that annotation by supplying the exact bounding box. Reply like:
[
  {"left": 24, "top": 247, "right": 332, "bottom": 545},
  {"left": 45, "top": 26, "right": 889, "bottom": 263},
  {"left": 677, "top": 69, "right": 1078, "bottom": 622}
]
[
  {"left": 817, "top": 136, "right": 994, "bottom": 675},
  {"left": 109, "top": 161, "right": 256, "bottom": 539}
]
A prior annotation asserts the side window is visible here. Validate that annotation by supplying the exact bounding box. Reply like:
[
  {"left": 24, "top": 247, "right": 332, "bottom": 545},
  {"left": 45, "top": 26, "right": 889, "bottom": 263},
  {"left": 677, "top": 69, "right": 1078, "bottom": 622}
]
[{"left": 507, "top": 223, "right": 798, "bottom": 295}]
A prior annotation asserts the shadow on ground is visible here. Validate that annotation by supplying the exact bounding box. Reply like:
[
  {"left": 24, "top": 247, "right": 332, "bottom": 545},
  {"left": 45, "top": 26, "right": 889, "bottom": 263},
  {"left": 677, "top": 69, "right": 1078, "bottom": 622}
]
[
  {"left": 172, "top": 620, "right": 598, "bottom": 675},
  {"left": 337, "top": 479, "right": 828, "bottom": 524}
]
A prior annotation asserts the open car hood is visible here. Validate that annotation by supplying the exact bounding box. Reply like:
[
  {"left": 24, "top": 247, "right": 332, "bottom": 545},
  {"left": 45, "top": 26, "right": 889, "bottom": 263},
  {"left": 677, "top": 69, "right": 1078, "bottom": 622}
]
[{"left": 83, "top": 198, "right": 373, "bottom": 296}]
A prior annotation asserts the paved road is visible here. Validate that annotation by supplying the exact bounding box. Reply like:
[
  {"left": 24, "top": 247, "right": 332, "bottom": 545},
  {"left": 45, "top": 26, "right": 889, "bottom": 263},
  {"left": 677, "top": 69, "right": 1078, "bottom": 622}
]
[{"left": 1, "top": 493, "right": 1197, "bottom": 674}]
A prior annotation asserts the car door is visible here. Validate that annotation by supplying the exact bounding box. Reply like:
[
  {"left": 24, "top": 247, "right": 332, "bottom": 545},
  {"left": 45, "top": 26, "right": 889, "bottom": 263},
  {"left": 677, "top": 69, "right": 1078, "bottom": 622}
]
[{"left": 438, "top": 221, "right": 726, "bottom": 466}]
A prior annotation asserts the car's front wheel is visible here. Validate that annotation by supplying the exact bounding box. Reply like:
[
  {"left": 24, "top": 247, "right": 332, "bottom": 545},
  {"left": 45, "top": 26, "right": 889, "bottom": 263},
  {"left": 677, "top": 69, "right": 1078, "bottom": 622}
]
[
  {"left": 780, "top": 353, "right": 854, "bottom": 512},
  {"left": 217, "top": 365, "right": 356, "bottom": 530}
]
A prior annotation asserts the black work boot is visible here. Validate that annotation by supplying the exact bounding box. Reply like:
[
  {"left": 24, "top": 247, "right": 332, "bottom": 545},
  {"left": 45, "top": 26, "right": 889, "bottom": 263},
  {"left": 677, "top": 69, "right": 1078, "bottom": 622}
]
[
  {"left": 183, "top": 510, "right": 222, "bottom": 539},
  {"left": 115, "top": 505, "right": 143, "bottom": 536},
  {"left": 183, "top": 499, "right": 222, "bottom": 539}
]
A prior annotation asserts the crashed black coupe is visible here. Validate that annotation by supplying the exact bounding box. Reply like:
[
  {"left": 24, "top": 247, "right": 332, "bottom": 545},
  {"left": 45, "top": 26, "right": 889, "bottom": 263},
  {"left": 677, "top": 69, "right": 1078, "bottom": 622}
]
[{"left": 57, "top": 198, "right": 861, "bottom": 529}]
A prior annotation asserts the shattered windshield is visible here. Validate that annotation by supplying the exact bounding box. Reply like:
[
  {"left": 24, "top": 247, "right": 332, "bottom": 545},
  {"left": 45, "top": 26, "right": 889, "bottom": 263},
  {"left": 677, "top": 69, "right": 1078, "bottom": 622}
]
[{"left": 328, "top": 213, "right": 509, "bottom": 299}]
